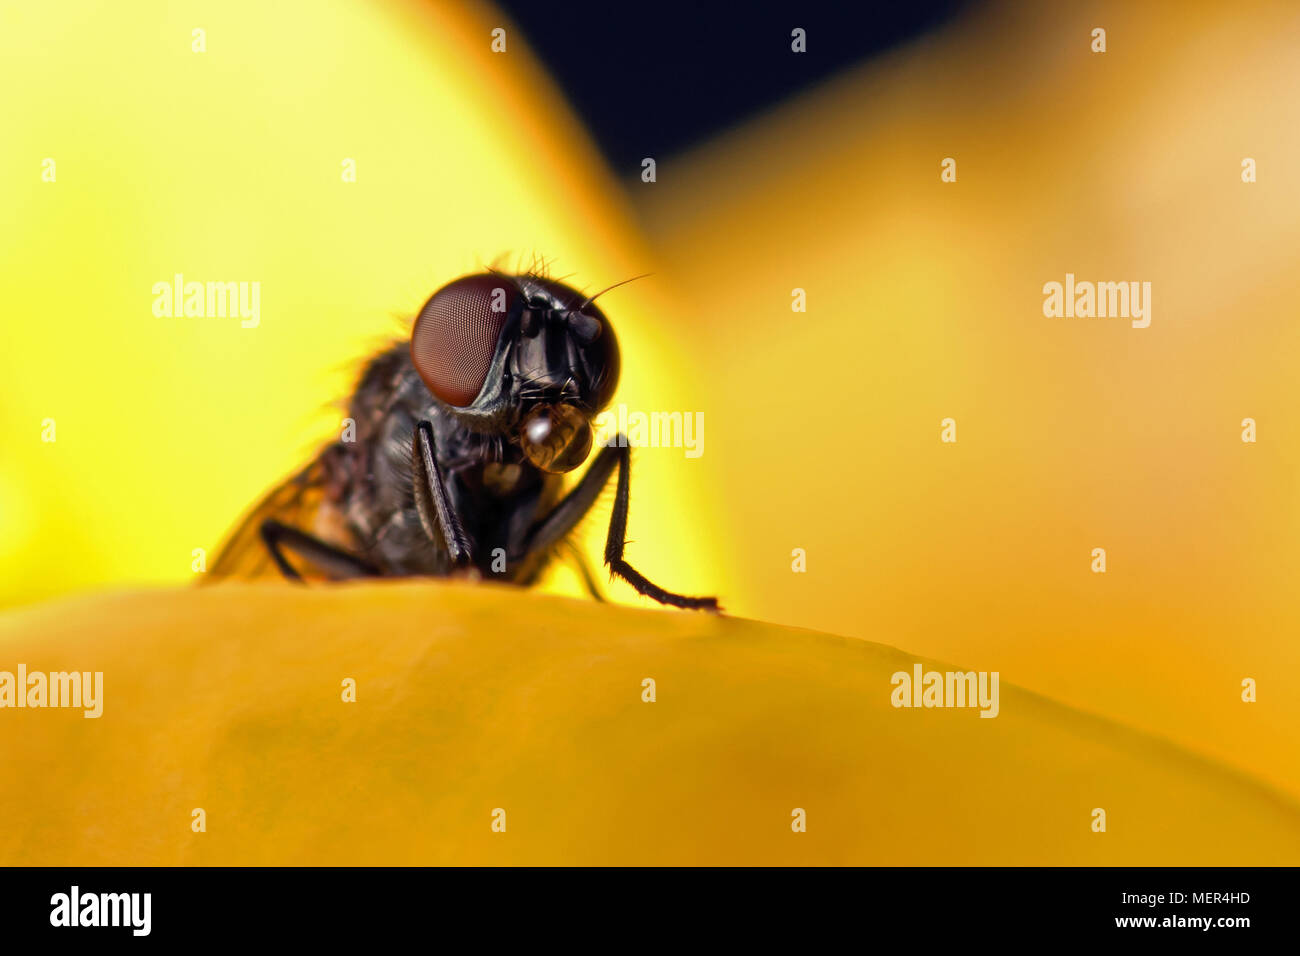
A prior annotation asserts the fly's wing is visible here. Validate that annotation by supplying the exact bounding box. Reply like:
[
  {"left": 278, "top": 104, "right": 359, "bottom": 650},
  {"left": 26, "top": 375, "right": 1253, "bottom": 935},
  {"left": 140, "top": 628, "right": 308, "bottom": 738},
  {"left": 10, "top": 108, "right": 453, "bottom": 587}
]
[{"left": 205, "top": 455, "right": 352, "bottom": 582}]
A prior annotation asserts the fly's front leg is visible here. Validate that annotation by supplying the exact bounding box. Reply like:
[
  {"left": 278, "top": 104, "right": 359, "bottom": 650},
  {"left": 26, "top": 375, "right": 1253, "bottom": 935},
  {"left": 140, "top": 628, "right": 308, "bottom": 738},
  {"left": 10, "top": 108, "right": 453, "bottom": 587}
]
[
  {"left": 524, "top": 435, "right": 719, "bottom": 610},
  {"left": 602, "top": 441, "right": 719, "bottom": 610},
  {"left": 413, "top": 420, "right": 473, "bottom": 567}
]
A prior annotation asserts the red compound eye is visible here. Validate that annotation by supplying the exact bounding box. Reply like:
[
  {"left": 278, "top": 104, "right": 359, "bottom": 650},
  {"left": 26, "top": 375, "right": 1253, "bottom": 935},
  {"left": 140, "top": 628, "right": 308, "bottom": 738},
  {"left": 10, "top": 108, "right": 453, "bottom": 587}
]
[{"left": 410, "top": 274, "right": 516, "bottom": 407}]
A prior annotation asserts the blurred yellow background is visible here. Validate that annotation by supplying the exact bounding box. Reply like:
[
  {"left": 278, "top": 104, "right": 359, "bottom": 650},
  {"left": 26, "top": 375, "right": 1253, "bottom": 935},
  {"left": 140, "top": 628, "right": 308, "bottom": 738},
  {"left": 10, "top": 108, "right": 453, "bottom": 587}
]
[
  {"left": 637, "top": 0, "right": 1300, "bottom": 803},
  {"left": 2, "top": 0, "right": 1299, "bottom": 842}
]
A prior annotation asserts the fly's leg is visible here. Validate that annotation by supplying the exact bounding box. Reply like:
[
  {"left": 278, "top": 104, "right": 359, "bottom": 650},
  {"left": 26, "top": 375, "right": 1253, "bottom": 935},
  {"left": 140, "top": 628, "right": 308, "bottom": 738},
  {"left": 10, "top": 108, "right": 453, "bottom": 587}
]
[
  {"left": 524, "top": 436, "right": 719, "bottom": 610},
  {"left": 601, "top": 441, "right": 719, "bottom": 610},
  {"left": 413, "top": 420, "right": 473, "bottom": 567},
  {"left": 260, "top": 520, "right": 380, "bottom": 580},
  {"left": 563, "top": 539, "right": 607, "bottom": 603}
]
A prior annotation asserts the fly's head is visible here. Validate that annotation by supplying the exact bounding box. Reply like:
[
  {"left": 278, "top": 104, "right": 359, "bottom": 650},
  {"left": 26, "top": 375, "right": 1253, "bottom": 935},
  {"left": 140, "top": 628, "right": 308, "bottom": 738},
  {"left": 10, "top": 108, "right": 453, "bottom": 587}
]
[{"left": 409, "top": 272, "right": 621, "bottom": 473}]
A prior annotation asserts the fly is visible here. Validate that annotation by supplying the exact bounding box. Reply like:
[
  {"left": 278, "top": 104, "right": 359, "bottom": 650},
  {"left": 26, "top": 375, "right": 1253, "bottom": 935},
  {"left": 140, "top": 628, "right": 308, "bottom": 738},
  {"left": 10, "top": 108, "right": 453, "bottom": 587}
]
[{"left": 206, "top": 269, "right": 718, "bottom": 611}]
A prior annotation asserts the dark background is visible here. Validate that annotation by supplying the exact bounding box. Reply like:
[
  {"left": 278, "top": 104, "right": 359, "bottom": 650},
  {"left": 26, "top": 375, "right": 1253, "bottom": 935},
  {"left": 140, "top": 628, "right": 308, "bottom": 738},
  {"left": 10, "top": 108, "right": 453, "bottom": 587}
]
[{"left": 496, "top": 0, "right": 973, "bottom": 171}]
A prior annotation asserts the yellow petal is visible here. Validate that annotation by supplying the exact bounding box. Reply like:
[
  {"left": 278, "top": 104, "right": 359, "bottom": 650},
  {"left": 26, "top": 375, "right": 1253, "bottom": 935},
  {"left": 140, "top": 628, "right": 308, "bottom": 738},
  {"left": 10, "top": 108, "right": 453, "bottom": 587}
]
[{"left": 1, "top": 583, "right": 1296, "bottom": 864}]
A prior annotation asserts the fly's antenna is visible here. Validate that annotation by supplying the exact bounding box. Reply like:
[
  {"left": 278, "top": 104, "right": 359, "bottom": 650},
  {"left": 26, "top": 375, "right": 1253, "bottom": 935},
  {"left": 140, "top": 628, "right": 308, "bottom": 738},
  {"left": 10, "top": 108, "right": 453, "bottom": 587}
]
[{"left": 577, "top": 273, "right": 652, "bottom": 313}]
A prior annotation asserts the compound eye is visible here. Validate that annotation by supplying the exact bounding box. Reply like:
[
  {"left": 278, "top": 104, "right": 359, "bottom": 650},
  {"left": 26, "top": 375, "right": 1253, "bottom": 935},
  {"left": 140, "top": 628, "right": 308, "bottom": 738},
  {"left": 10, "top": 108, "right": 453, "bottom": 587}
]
[{"left": 410, "top": 274, "right": 517, "bottom": 406}]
